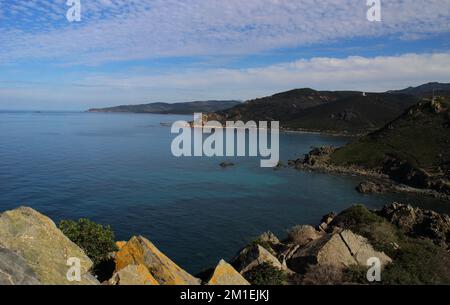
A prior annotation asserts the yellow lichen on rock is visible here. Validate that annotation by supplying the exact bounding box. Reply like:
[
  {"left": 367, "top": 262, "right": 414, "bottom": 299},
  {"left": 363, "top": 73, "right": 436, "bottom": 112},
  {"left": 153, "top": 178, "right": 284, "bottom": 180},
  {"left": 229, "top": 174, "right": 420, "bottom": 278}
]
[
  {"left": 114, "top": 236, "right": 200, "bottom": 285},
  {"left": 207, "top": 260, "right": 250, "bottom": 285},
  {"left": 109, "top": 264, "right": 159, "bottom": 285},
  {"left": 115, "top": 241, "right": 127, "bottom": 250}
]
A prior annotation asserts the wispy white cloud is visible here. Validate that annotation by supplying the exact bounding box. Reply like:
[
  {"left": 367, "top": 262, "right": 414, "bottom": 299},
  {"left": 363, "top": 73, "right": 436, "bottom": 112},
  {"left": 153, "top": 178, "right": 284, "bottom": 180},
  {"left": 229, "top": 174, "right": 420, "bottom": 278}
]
[
  {"left": 2, "top": 52, "right": 450, "bottom": 110},
  {"left": 0, "top": 0, "right": 449, "bottom": 65}
]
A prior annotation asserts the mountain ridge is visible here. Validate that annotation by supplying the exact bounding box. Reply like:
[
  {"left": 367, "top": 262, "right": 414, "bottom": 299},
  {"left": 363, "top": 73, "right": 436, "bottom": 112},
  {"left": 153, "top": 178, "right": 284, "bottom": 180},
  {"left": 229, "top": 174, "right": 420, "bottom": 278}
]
[{"left": 88, "top": 100, "right": 241, "bottom": 115}]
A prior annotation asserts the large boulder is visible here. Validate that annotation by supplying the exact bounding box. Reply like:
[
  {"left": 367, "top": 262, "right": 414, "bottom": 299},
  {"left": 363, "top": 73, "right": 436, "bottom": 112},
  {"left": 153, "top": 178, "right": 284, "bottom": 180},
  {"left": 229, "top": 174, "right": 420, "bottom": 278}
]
[
  {"left": 258, "top": 231, "right": 280, "bottom": 245},
  {"left": 207, "top": 260, "right": 250, "bottom": 285},
  {"left": 0, "top": 207, "right": 99, "bottom": 285},
  {"left": 0, "top": 247, "right": 41, "bottom": 285},
  {"left": 379, "top": 202, "right": 450, "bottom": 249},
  {"left": 114, "top": 236, "right": 200, "bottom": 285},
  {"left": 232, "top": 244, "right": 286, "bottom": 274},
  {"left": 108, "top": 264, "right": 159, "bottom": 285},
  {"left": 287, "top": 230, "right": 392, "bottom": 273},
  {"left": 287, "top": 225, "right": 323, "bottom": 247}
]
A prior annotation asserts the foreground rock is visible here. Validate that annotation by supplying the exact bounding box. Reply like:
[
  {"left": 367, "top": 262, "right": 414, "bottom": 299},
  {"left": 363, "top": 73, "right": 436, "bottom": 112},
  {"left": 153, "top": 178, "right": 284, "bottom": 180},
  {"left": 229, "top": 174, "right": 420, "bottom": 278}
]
[
  {"left": 109, "top": 264, "right": 159, "bottom": 285},
  {"left": 207, "top": 260, "right": 250, "bottom": 285},
  {"left": 114, "top": 236, "right": 200, "bottom": 285},
  {"left": 0, "top": 207, "right": 99, "bottom": 285},
  {"left": 0, "top": 247, "right": 41, "bottom": 285},
  {"left": 232, "top": 244, "right": 287, "bottom": 274},
  {"left": 287, "top": 225, "right": 324, "bottom": 247},
  {"left": 286, "top": 230, "right": 392, "bottom": 273},
  {"left": 379, "top": 202, "right": 450, "bottom": 249}
]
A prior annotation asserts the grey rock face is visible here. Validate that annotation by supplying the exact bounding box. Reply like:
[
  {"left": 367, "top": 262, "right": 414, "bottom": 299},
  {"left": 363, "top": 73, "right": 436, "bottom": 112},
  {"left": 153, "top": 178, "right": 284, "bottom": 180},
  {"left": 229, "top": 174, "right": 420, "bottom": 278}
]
[{"left": 0, "top": 247, "right": 41, "bottom": 285}]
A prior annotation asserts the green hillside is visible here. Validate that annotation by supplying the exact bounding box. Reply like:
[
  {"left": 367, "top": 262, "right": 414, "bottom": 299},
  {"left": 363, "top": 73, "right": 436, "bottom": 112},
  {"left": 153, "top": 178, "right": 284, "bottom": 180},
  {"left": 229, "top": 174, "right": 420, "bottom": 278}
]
[
  {"left": 211, "top": 89, "right": 419, "bottom": 134},
  {"left": 88, "top": 100, "right": 241, "bottom": 114},
  {"left": 331, "top": 97, "right": 450, "bottom": 190}
]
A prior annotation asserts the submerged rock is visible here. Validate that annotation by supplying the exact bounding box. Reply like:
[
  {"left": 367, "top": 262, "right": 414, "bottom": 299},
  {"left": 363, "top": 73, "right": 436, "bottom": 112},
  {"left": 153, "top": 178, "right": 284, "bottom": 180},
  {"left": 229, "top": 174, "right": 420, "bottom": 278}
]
[
  {"left": 207, "top": 260, "right": 250, "bottom": 285},
  {"left": 0, "top": 207, "right": 99, "bottom": 285},
  {"left": 219, "top": 162, "right": 235, "bottom": 168},
  {"left": 114, "top": 236, "right": 200, "bottom": 285},
  {"left": 0, "top": 247, "right": 41, "bottom": 285}
]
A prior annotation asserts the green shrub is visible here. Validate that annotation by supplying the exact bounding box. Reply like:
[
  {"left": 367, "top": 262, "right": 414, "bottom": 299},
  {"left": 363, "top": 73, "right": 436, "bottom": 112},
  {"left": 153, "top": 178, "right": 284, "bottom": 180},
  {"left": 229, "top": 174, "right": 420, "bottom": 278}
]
[
  {"left": 59, "top": 218, "right": 118, "bottom": 266},
  {"left": 303, "top": 264, "right": 344, "bottom": 285},
  {"left": 244, "top": 263, "right": 287, "bottom": 285},
  {"left": 336, "top": 205, "right": 450, "bottom": 285},
  {"left": 248, "top": 238, "right": 276, "bottom": 256},
  {"left": 343, "top": 265, "right": 368, "bottom": 284},
  {"left": 382, "top": 238, "right": 450, "bottom": 285},
  {"left": 332, "top": 205, "right": 400, "bottom": 256}
]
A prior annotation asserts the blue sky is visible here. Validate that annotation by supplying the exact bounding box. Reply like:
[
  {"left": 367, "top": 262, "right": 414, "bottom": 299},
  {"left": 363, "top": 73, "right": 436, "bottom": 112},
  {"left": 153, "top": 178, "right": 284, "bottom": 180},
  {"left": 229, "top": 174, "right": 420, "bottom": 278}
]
[{"left": 0, "top": 0, "right": 449, "bottom": 110}]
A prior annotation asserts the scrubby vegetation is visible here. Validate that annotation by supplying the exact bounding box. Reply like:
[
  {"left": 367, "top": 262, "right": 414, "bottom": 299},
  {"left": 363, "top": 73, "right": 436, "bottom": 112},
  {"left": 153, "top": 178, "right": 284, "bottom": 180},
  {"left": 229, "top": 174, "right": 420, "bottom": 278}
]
[
  {"left": 337, "top": 205, "right": 450, "bottom": 284},
  {"left": 243, "top": 263, "right": 287, "bottom": 285},
  {"left": 249, "top": 238, "right": 277, "bottom": 256},
  {"left": 59, "top": 218, "right": 118, "bottom": 266},
  {"left": 331, "top": 98, "right": 450, "bottom": 182},
  {"left": 302, "top": 265, "right": 344, "bottom": 285}
]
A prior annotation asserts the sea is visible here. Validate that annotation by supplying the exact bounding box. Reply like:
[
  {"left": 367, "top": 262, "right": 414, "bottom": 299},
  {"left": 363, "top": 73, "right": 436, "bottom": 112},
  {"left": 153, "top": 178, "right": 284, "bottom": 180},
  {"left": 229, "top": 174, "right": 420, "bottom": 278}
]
[{"left": 0, "top": 111, "right": 447, "bottom": 273}]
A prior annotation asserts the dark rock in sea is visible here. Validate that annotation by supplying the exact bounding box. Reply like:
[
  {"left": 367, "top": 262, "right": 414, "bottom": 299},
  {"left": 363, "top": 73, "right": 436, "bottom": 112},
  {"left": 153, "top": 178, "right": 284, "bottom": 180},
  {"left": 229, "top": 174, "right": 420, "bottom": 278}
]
[
  {"left": 219, "top": 162, "right": 235, "bottom": 168},
  {"left": 356, "top": 180, "right": 392, "bottom": 194}
]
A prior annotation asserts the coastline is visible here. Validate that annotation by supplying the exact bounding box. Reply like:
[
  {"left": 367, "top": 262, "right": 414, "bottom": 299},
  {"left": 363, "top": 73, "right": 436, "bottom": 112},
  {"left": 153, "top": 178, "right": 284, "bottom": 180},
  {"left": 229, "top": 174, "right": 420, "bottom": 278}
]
[{"left": 289, "top": 157, "right": 450, "bottom": 202}]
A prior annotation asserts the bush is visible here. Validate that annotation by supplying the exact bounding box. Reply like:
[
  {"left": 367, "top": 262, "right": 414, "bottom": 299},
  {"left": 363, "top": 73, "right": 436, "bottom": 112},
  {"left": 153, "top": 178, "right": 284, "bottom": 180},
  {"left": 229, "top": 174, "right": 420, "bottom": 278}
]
[
  {"left": 243, "top": 263, "right": 287, "bottom": 285},
  {"left": 332, "top": 205, "right": 400, "bottom": 256},
  {"left": 336, "top": 205, "right": 450, "bottom": 285},
  {"left": 344, "top": 265, "right": 369, "bottom": 284},
  {"left": 303, "top": 264, "right": 344, "bottom": 285},
  {"left": 248, "top": 238, "right": 276, "bottom": 256},
  {"left": 59, "top": 218, "right": 118, "bottom": 266},
  {"left": 382, "top": 238, "right": 450, "bottom": 285}
]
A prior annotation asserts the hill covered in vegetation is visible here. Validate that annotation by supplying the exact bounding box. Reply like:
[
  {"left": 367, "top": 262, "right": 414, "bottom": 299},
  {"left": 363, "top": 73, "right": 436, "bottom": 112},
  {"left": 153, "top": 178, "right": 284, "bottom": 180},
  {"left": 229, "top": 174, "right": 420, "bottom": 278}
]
[
  {"left": 206, "top": 83, "right": 449, "bottom": 135},
  {"left": 330, "top": 97, "right": 450, "bottom": 192},
  {"left": 88, "top": 100, "right": 241, "bottom": 114}
]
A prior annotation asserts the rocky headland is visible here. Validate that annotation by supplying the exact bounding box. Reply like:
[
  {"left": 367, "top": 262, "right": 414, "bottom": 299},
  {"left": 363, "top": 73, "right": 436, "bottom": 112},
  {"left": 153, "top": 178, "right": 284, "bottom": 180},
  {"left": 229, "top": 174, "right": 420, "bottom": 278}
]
[
  {"left": 1, "top": 202, "right": 449, "bottom": 285},
  {"left": 288, "top": 97, "right": 450, "bottom": 202}
]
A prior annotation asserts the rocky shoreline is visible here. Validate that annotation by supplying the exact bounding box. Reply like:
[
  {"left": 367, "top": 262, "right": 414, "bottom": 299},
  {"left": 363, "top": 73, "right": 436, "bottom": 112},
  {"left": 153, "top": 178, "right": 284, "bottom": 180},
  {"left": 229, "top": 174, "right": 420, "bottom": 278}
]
[
  {"left": 288, "top": 146, "right": 450, "bottom": 202},
  {"left": 1, "top": 202, "right": 449, "bottom": 285}
]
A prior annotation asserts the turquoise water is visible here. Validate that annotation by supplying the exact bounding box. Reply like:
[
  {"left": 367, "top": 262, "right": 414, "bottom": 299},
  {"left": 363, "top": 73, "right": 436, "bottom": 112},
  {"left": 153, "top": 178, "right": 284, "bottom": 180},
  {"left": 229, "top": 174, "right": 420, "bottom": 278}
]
[{"left": 0, "top": 111, "right": 447, "bottom": 273}]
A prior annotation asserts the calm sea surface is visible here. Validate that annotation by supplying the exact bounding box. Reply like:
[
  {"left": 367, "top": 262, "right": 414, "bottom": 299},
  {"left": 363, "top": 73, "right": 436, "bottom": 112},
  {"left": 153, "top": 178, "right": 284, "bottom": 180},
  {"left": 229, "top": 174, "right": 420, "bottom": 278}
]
[{"left": 0, "top": 111, "right": 447, "bottom": 273}]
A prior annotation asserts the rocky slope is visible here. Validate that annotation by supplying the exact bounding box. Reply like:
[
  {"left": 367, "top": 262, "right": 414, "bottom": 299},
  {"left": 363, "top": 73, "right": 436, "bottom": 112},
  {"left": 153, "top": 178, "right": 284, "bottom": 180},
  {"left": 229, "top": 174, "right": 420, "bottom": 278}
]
[
  {"left": 208, "top": 90, "right": 418, "bottom": 135},
  {"left": 289, "top": 97, "right": 450, "bottom": 199},
  {"left": 1, "top": 203, "right": 449, "bottom": 285}
]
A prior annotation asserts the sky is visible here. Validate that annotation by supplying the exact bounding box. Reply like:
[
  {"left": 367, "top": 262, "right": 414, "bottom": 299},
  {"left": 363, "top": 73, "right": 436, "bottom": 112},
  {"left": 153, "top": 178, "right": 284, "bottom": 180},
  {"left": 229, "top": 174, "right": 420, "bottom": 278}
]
[{"left": 0, "top": 0, "right": 449, "bottom": 110}]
